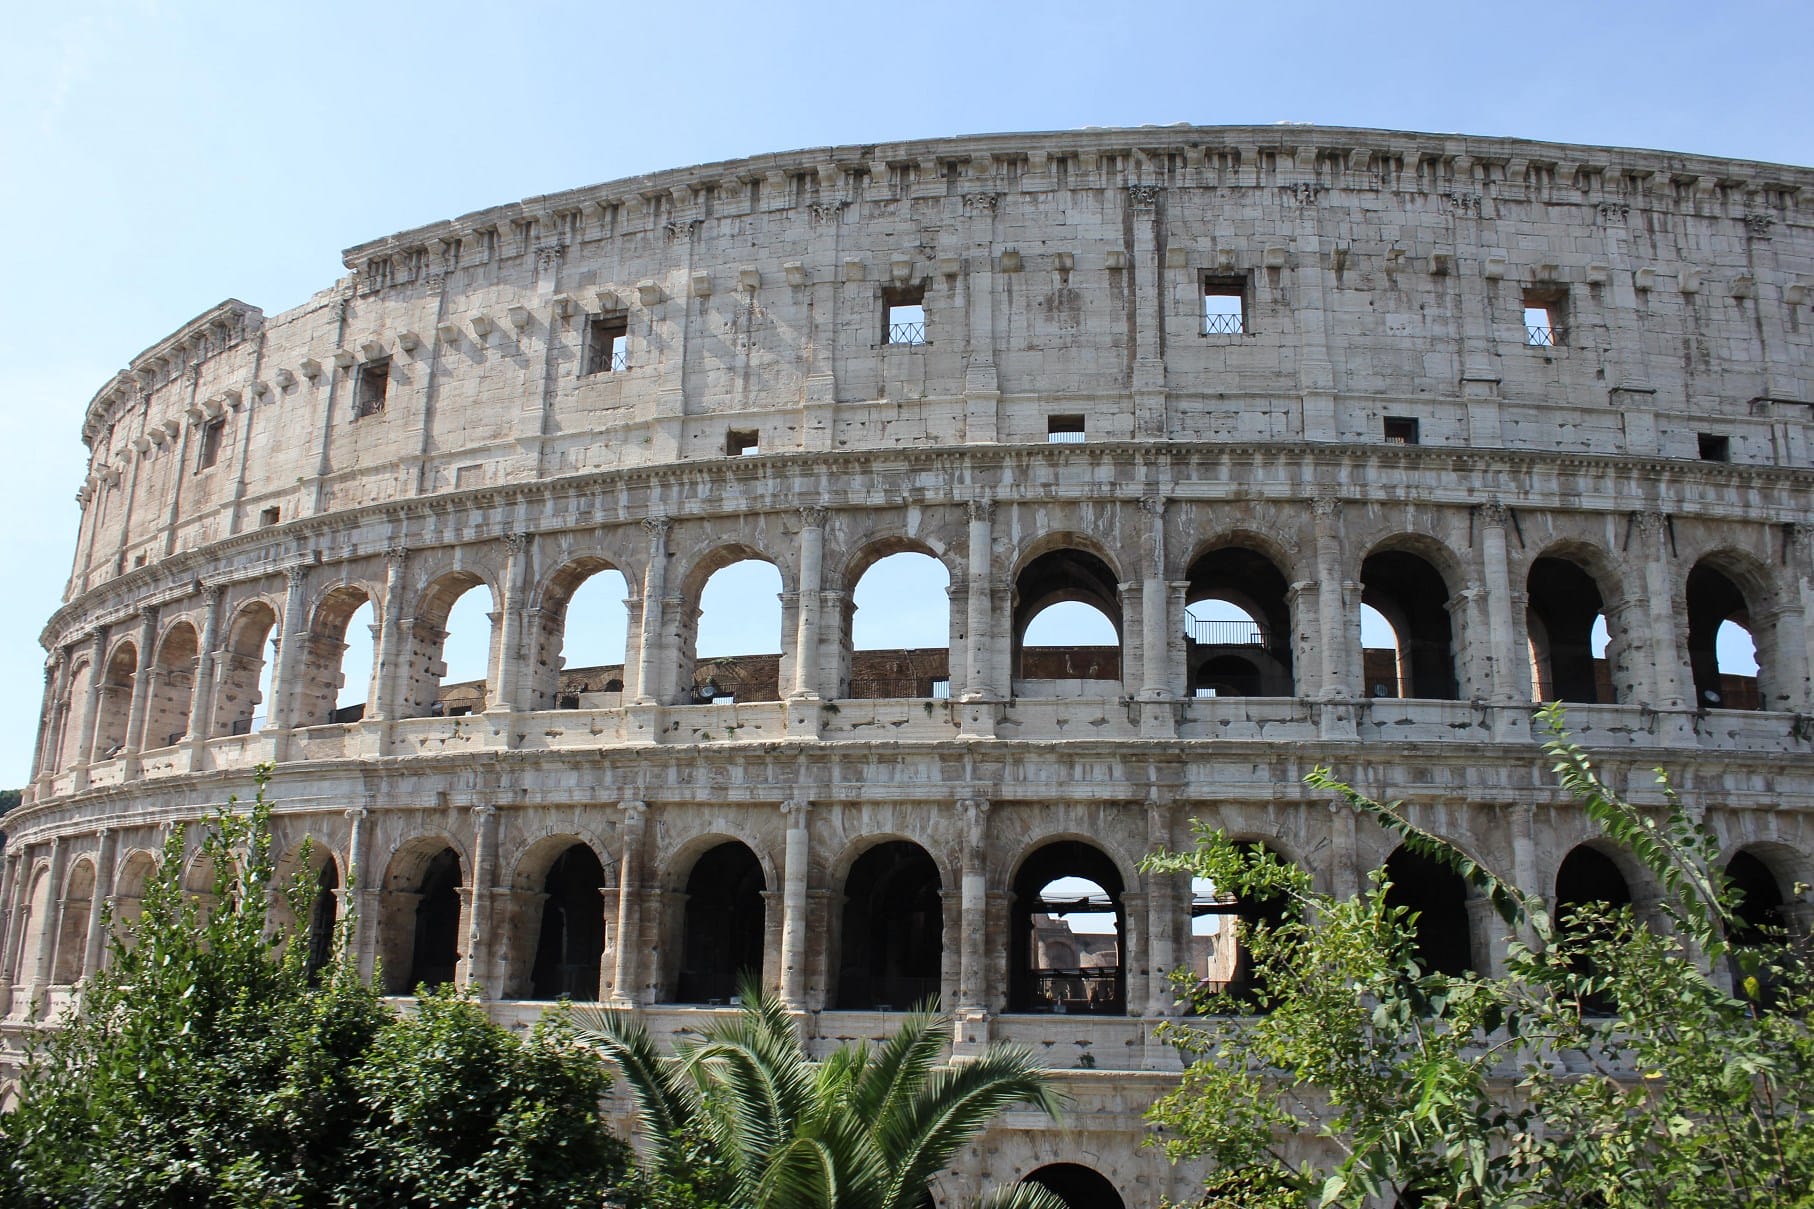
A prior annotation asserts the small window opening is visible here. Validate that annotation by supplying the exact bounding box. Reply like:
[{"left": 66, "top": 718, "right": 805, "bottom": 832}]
[
  {"left": 1523, "top": 290, "right": 1565, "bottom": 347},
  {"left": 1698, "top": 433, "right": 1730, "bottom": 462},
  {"left": 1047, "top": 414, "right": 1086, "bottom": 444},
  {"left": 726, "top": 429, "right": 760, "bottom": 457},
  {"left": 584, "top": 314, "right": 629, "bottom": 374},
  {"left": 195, "top": 418, "right": 225, "bottom": 471},
  {"left": 883, "top": 283, "right": 926, "bottom": 346},
  {"left": 929, "top": 678, "right": 950, "bottom": 699},
  {"left": 355, "top": 358, "right": 389, "bottom": 418},
  {"left": 1383, "top": 416, "right": 1420, "bottom": 445},
  {"left": 259, "top": 507, "right": 281, "bottom": 528},
  {"left": 1202, "top": 276, "right": 1247, "bottom": 335}
]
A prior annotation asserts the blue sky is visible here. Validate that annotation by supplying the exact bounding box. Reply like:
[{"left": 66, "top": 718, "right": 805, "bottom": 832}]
[{"left": 0, "top": 0, "right": 1805, "bottom": 781}]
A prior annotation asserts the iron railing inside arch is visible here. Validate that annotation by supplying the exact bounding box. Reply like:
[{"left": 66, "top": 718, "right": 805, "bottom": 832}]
[{"left": 1184, "top": 617, "right": 1267, "bottom": 647}]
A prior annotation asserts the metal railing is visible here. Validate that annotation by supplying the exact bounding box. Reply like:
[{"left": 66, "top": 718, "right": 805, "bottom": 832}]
[
  {"left": 1525, "top": 324, "right": 1561, "bottom": 347},
  {"left": 1046, "top": 429, "right": 1086, "bottom": 444},
  {"left": 1202, "top": 310, "right": 1245, "bottom": 335},
  {"left": 1184, "top": 617, "right": 1266, "bottom": 646},
  {"left": 886, "top": 321, "right": 926, "bottom": 345},
  {"left": 1025, "top": 967, "right": 1123, "bottom": 1014}
]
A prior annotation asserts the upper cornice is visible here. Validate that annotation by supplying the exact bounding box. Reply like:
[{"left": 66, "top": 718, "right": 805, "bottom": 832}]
[
  {"left": 81, "top": 299, "right": 264, "bottom": 449},
  {"left": 337, "top": 124, "right": 1814, "bottom": 270}
]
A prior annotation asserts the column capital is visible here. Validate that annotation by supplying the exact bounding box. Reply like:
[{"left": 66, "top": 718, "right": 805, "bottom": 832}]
[
  {"left": 781, "top": 797, "right": 813, "bottom": 821},
  {"left": 284, "top": 563, "right": 310, "bottom": 591},
  {"left": 1633, "top": 509, "right": 1669, "bottom": 538},
  {"left": 138, "top": 604, "right": 159, "bottom": 626},
  {"left": 798, "top": 505, "right": 828, "bottom": 528},
  {"left": 503, "top": 532, "right": 529, "bottom": 555},
  {"left": 1312, "top": 495, "right": 1343, "bottom": 521},
  {"left": 385, "top": 545, "right": 409, "bottom": 565},
  {"left": 640, "top": 515, "right": 672, "bottom": 542},
  {"left": 967, "top": 499, "right": 996, "bottom": 524},
  {"left": 1137, "top": 494, "right": 1167, "bottom": 516},
  {"left": 471, "top": 803, "right": 497, "bottom": 819},
  {"left": 618, "top": 798, "right": 648, "bottom": 825},
  {"left": 343, "top": 806, "right": 369, "bottom": 824},
  {"left": 202, "top": 582, "right": 224, "bottom": 606},
  {"left": 1477, "top": 499, "right": 1509, "bottom": 528}
]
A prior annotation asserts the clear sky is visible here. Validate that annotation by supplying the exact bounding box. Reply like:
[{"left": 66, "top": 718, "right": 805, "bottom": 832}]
[{"left": 0, "top": 0, "right": 1805, "bottom": 783}]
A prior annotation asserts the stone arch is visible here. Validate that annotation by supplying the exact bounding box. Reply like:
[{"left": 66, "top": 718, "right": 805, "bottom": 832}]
[
  {"left": 502, "top": 834, "right": 615, "bottom": 1001},
  {"left": 1524, "top": 541, "right": 1632, "bottom": 705},
  {"left": 1685, "top": 550, "right": 1779, "bottom": 711},
  {"left": 831, "top": 837, "right": 944, "bottom": 1010},
  {"left": 401, "top": 570, "right": 498, "bottom": 719},
  {"left": 1359, "top": 536, "right": 1462, "bottom": 700},
  {"left": 1011, "top": 541, "right": 1125, "bottom": 693},
  {"left": 663, "top": 837, "right": 767, "bottom": 1004},
  {"left": 212, "top": 600, "right": 278, "bottom": 736},
  {"left": 57, "top": 657, "right": 92, "bottom": 769},
  {"left": 51, "top": 857, "right": 97, "bottom": 985},
  {"left": 111, "top": 848, "right": 160, "bottom": 943},
  {"left": 1008, "top": 839, "right": 1127, "bottom": 1016},
  {"left": 14, "top": 864, "right": 53, "bottom": 988},
  {"left": 145, "top": 621, "right": 200, "bottom": 749},
  {"left": 527, "top": 553, "right": 635, "bottom": 710},
  {"left": 270, "top": 838, "right": 344, "bottom": 973},
  {"left": 378, "top": 835, "right": 469, "bottom": 994},
  {"left": 1183, "top": 539, "right": 1297, "bottom": 697},
  {"left": 294, "top": 581, "right": 379, "bottom": 726},
  {"left": 839, "top": 537, "right": 957, "bottom": 700},
  {"left": 675, "top": 542, "right": 790, "bottom": 705},
  {"left": 1383, "top": 844, "right": 1476, "bottom": 977},
  {"left": 92, "top": 638, "right": 139, "bottom": 759},
  {"left": 1020, "top": 1163, "right": 1126, "bottom": 1209},
  {"left": 1555, "top": 842, "right": 1638, "bottom": 1015},
  {"left": 1189, "top": 838, "right": 1298, "bottom": 1010}
]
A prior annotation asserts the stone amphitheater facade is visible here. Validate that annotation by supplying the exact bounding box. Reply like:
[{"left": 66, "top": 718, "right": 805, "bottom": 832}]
[{"left": 5, "top": 125, "right": 1814, "bottom": 1205}]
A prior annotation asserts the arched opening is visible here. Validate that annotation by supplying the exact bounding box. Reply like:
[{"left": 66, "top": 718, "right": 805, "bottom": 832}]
[
  {"left": 146, "top": 623, "right": 199, "bottom": 749},
  {"left": 532, "top": 560, "right": 631, "bottom": 710},
  {"left": 393, "top": 574, "right": 495, "bottom": 719},
  {"left": 1384, "top": 846, "right": 1475, "bottom": 977},
  {"left": 1013, "top": 548, "right": 1123, "bottom": 695},
  {"left": 1686, "top": 562, "right": 1762, "bottom": 710},
  {"left": 295, "top": 586, "right": 379, "bottom": 727},
  {"left": 112, "top": 850, "right": 158, "bottom": 947},
  {"left": 51, "top": 859, "right": 96, "bottom": 985},
  {"left": 1360, "top": 549, "right": 1458, "bottom": 700},
  {"left": 1725, "top": 849, "right": 1795, "bottom": 1008},
  {"left": 1555, "top": 845, "right": 1634, "bottom": 1015},
  {"left": 1021, "top": 1163, "right": 1126, "bottom": 1209},
  {"left": 1010, "top": 842, "right": 1125, "bottom": 1015},
  {"left": 674, "top": 841, "right": 766, "bottom": 1004},
  {"left": 305, "top": 857, "right": 340, "bottom": 980},
  {"left": 835, "top": 841, "right": 942, "bottom": 1010},
  {"left": 687, "top": 556, "right": 783, "bottom": 704},
  {"left": 57, "top": 661, "right": 92, "bottom": 769},
  {"left": 1526, "top": 556, "right": 1614, "bottom": 704},
  {"left": 212, "top": 602, "right": 276, "bottom": 736},
  {"left": 846, "top": 550, "right": 952, "bottom": 699},
  {"left": 15, "top": 868, "right": 52, "bottom": 987},
  {"left": 381, "top": 845, "right": 464, "bottom": 994},
  {"left": 1189, "top": 842, "right": 1293, "bottom": 1011},
  {"left": 529, "top": 844, "right": 607, "bottom": 1001},
  {"left": 1184, "top": 545, "right": 1294, "bottom": 696},
  {"left": 92, "top": 641, "right": 138, "bottom": 759}
]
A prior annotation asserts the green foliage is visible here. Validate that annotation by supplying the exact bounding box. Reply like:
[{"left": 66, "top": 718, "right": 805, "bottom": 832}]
[
  {"left": 1143, "top": 705, "right": 1814, "bottom": 1209},
  {"left": 0, "top": 766, "right": 633, "bottom": 1209},
  {"left": 573, "top": 980, "right": 1070, "bottom": 1209},
  {"left": 0, "top": 788, "right": 22, "bottom": 816}
]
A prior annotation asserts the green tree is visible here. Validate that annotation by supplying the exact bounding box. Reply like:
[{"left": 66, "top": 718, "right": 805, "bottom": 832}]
[
  {"left": 574, "top": 983, "right": 1070, "bottom": 1209},
  {"left": 0, "top": 767, "right": 634, "bottom": 1209},
  {"left": 1143, "top": 705, "right": 1814, "bottom": 1209}
]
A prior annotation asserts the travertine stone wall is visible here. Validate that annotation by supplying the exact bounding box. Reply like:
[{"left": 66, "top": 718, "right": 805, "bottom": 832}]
[{"left": 9, "top": 127, "right": 1814, "bottom": 1208}]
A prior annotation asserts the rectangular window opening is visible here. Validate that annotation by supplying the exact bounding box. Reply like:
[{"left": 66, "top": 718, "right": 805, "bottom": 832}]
[
  {"left": 1523, "top": 290, "right": 1565, "bottom": 347},
  {"left": 1202, "top": 275, "right": 1247, "bottom": 335},
  {"left": 883, "top": 283, "right": 927, "bottom": 346},
  {"left": 727, "top": 429, "right": 760, "bottom": 457},
  {"left": 355, "top": 358, "right": 389, "bottom": 418},
  {"left": 195, "top": 418, "right": 225, "bottom": 471},
  {"left": 259, "top": 506, "right": 281, "bottom": 527},
  {"left": 1698, "top": 432, "right": 1731, "bottom": 462},
  {"left": 1383, "top": 416, "right": 1420, "bottom": 445},
  {"left": 1047, "top": 414, "right": 1086, "bottom": 444},
  {"left": 584, "top": 314, "right": 629, "bottom": 374}
]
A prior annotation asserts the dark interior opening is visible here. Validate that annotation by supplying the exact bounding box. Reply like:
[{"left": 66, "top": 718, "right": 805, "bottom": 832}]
[
  {"left": 530, "top": 844, "right": 607, "bottom": 1001},
  {"left": 677, "top": 842, "right": 766, "bottom": 1004},
  {"left": 836, "top": 841, "right": 943, "bottom": 1010}
]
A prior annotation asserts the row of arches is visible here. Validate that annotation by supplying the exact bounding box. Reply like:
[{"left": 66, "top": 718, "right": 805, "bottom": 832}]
[{"left": 44, "top": 528, "right": 1780, "bottom": 774}]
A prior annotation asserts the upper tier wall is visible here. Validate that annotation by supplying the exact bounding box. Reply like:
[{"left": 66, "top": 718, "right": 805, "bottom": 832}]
[{"left": 66, "top": 126, "right": 1814, "bottom": 600}]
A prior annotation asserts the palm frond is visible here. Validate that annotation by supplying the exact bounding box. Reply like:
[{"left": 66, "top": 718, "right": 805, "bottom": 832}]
[
  {"left": 974, "top": 1182, "right": 1074, "bottom": 1209},
  {"left": 567, "top": 1004, "right": 699, "bottom": 1177},
  {"left": 852, "top": 1003, "right": 951, "bottom": 1152},
  {"left": 880, "top": 1045, "right": 1065, "bottom": 1204}
]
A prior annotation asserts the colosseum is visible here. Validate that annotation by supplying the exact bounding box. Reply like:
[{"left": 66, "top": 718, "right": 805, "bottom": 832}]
[{"left": 4, "top": 124, "right": 1813, "bottom": 1205}]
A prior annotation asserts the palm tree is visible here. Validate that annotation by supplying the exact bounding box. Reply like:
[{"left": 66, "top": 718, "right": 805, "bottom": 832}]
[{"left": 573, "top": 985, "right": 1070, "bottom": 1209}]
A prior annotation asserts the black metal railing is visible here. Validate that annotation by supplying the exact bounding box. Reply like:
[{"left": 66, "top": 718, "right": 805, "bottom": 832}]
[
  {"left": 609, "top": 348, "right": 628, "bottom": 371},
  {"left": 1025, "top": 967, "right": 1123, "bottom": 1014},
  {"left": 886, "top": 321, "right": 926, "bottom": 345},
  {"left": 1202, "top": 310, "right": 1244, "bottom": 335},
  {"left": 1046, "top": 429, "right": 1086, "bottom": 444},
  {"left": 1184, "top": 617, "right": 1266, "bottom": 646},
  {"left": 1525, "top": 324, "right": 1561, "bottom": 347}
]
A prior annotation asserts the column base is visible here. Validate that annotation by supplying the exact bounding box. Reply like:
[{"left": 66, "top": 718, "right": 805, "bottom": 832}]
[
  {"left": 957, "top": 701, "right": 1000, "bottom": 739},
  {"left": 1137, "top": 700, "right": 1177, "bottom": 739},
  {"left": 785, "top": 697, "right": 823, "bottom": 739}
]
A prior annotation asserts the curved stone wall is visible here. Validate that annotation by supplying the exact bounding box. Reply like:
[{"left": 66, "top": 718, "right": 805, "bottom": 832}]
[{"left": 8, "top": 126, "right": 1814, "bottom": 1205}]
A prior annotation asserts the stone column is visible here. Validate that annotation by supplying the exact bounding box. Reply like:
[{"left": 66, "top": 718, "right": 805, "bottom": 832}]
[
  {"left": 344, "top": 807, "right": 381, "bottom": 980},
  {"left": 956, "top": 796, "right": 991, "bottom": 1013},
  {"left": 634, "top": 518, "right": 671, "bottom": 704},
  {"left": 611, "top": 799, "right": 647, "bottom": 1005},
  {"left": 72, "top": 628, "right": 108, "bottom": 775},
  {"left": 790, "top": 507, "right": 827, "bottom": 699},
  {"left": 1478, "top": 501, "right": 1525, "bottom": 704},
  {"left": 1635, "top": 512, "right": 1689, "bottom": 712},
  {"left": 0, "top": 852, "right": 20, "bottom": 1015},
  {"left": 962, "top": 501, "right": 996, "bottom": 698},
  {"left": 185, "top": 585, "right": 224, "bottom": 751},
  {"left": 121, "top": 606, "right": 160, "bottom": 760},
  {"left": 367, "top": 548, "right": 409, "bottom": 721},
  {"left": 264, "top": 564, "right": 311, "bottom": 731},
  {"left": 779, "top": 798, "right": 812, "bottom": 1009},
  {"left": 1144, "top": 793, "right": 1178, "bottom": 1016},
  {"left": 82, "top": 828, "right": 117, "bottom": 977},
  {"left": 1796, "top": 524, "right": 1814, "bottom": 715},
  {"left": 1312, "top": 498, "right": 1353, "bottom": 697},
  {"left": 31, "top": 837, "right": 65, "bottom": 997},
  {"left": 29, "top": 656, "right": 61, "bottom": 786},
  {"left": 488, "top": 533, "right": 529, "bottom": 714},
  {"left": 461, "top": 805, "right": 498, "bottom": 995},
  {"left": 1138, "top": 497, "right": 1171, "bottom": 700}
]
